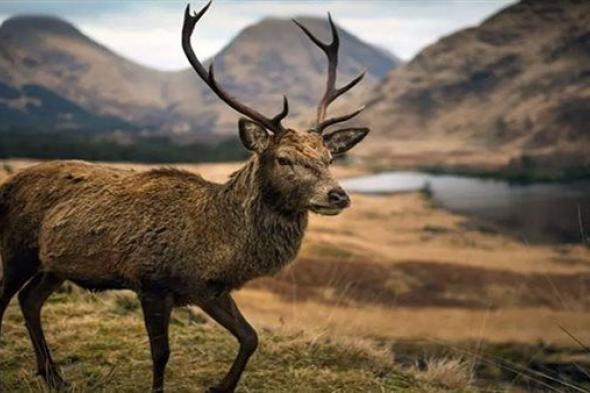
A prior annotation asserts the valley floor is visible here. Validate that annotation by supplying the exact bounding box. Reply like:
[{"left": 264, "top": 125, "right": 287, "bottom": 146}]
[
  {"left": 1, "top": 159, "right": 589, "bottom": 391},
  {"left": 244, "top": 190, "right": 590, "bottom": 345}
]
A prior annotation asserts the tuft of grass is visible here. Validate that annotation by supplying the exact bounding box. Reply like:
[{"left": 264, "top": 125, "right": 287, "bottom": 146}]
[
  {"left": 112, "top": 292, "right": 140, "bottom": 315},
  {"left": 414, "top": 357, "right": 474, "bottom": 390},
  {"left": 0, "top": 291, "right": 475, "bottom": 392}
]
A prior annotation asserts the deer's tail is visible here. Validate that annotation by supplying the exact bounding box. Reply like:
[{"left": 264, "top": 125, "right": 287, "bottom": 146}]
[{"left": 0, "top": 178, "right": 13, "bottom": 229}]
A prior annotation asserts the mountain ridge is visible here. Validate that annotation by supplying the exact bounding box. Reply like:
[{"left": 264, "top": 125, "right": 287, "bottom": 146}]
[
  {"left": 0, "top": 13, "right": 398, "bottom": 139},
  {"left": 353, "top": 0, "right": 590, "bottom": 173},
  {"left": 1, "top": 15, "right": 89, "bottom": 41}
]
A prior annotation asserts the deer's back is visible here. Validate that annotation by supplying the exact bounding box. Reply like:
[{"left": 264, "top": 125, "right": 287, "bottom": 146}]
[
  {"left": 0, "top": 161, "right": 131, "bottom": 249},
  {"left": 0, "top": 161, "right": 224, "bottom": 293}
]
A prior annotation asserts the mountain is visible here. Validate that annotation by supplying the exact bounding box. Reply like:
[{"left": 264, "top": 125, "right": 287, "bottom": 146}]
[
  {"left": 354, "top": 0, "right": 590, "bottom": 174},
  {"left": 0, "top": 81, "right": 135, "bottom": 133},
  {"left": 0, "top": 17, "right": 141, "bottom": 133},
  {"left": 207, "top": 16, "right": 397, "bottom": 131},
  {"left": 0, "top": 14, "right": 398, "bottom": 139},
  {"left": 0, "top": 15, "right": 207, "bottom": 137}
]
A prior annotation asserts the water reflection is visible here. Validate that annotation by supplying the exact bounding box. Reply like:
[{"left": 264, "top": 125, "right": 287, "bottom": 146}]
[{"left": 342, "top": 172, "right": 590, "bottom": 244}]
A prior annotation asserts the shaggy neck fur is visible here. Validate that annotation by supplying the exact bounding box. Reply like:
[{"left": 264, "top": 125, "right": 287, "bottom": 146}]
[{"left": 221, "top": 156, "right": 308, "bottom": 284}]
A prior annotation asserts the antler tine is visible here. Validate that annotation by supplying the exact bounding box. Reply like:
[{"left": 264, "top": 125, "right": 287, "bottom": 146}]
[
  {"left": 294, "top": 13, "right": 366, "bottom": 134},
  {"left": 270, "top": 95, "right": 289, "bottom": 129},
  {"left": 317, "top": 105, "right": 365, "bottom": 132},
  {"left": 330, "top": 69, "right": 366, "bottom": 105},
  {"left": 182, "top": 2, "right": 212, "bottom": 80},
  {"left": 293, "top": 13, "right": 338, "bottom": 126},
  {"left": 183, "top": 2, "right": 289, "bottom": 135},
  {"left": 292, "top": 18, "right": 331, "bottom": 51}
]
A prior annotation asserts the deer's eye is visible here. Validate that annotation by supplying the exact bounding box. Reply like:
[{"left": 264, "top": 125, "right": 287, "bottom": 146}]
[{"left": 277, "top": 157, "right": 292, "bottom": 166}]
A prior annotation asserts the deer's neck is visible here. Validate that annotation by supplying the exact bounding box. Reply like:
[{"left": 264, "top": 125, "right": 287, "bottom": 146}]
[{"left": 221, "top": 157, "right": 308, "bottom": 279}]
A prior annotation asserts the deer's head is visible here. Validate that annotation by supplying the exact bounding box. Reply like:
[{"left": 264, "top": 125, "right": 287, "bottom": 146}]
[{"left": 183, "top": 2, "right": 369, "bottom": 215}]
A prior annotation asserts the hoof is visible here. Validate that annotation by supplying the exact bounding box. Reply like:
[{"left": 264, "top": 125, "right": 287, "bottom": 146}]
[
  {"left": 39, "top": 370, "right": 70, "bottom": 392},
  {"left": 50, "top": 379, "right": 70, "bottom": 392}
]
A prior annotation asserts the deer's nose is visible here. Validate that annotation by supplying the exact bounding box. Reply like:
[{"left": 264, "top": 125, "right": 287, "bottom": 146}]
[{"left": 328, "top": 187, "right": 350, "bottom": 208}]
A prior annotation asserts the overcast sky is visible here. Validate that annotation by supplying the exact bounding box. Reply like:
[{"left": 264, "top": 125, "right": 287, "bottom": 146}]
[{"left": 0, "top": 0, "right": 514, "bottom": 71}]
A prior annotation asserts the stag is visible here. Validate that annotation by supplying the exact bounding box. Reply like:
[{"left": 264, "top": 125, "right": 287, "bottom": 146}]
[{"left": 0, "top": 2, "right": 369, "bottom": 392}]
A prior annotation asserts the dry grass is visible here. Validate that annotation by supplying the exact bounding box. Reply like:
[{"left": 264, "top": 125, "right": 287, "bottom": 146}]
[
  {"left": 0, "top": 291, "right": 475, "bottom": 393},
  {"left": 236, "top": 288, "right": 590, "bottom": 345},
  {"left": 413, "top": 357, "right": 474, "bottom": 390},
  {"left": 303, "top": 192, "right": 590, "bottom": 275},
  {"left": 251, "top": 257, "right": 590, "bottom": 309}
]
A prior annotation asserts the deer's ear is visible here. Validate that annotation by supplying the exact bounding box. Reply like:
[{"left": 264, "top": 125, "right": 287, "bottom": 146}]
[
  {"left": 239, "top": 118, "right": 270, "bottom": 152},
  {"left": 323, "top": 127, "right": 369, "bottom": 155}
]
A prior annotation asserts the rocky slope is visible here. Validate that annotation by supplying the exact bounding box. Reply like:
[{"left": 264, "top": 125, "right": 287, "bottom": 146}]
[
  {"left": 0, "top": 14, "right": 397, "bottom": 139},
  {"left": 354, "top": 0, "right": 590, "bottom": 174}
]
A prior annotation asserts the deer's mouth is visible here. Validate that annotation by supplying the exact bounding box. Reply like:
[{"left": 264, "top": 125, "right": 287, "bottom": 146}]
[{"left": 309, "top": 204, "right": 344, "bottom": 216}]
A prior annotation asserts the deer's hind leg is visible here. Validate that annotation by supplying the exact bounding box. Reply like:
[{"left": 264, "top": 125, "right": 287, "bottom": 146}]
[
  {"left": 18, "top": 272, "right": 66, "bottom": 390},
  {"left": 0, "top": 249, "right": 39, "bottom": 338},
  {"left": 140, "top": 291, "right": 174, "bottom": 393}
]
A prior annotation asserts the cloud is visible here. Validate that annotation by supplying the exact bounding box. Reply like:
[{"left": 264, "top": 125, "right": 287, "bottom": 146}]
[
  {"left": 340, "top": 17, "right": 471, "bottom": 59},
  {"left": 78, "top": 4, "right": 257, "bottom": 70},
  {"left": 0, "top": 0, "right": 515, "bottom": 70}
]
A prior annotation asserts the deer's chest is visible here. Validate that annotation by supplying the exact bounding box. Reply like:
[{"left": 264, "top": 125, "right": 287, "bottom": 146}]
[{"left": 227, "top": 214, "right": 307, "bottom": 286}]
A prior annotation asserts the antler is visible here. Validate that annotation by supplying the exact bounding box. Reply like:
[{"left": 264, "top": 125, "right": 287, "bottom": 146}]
[
  {"left": 293, "top": 14, "right": 365, "bottom": 134},
  {"left": 182, "top": 2, "right": 289, "bottom": 135}
]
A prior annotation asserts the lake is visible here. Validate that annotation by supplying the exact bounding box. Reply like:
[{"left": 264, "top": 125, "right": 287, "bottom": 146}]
[{"left": 341, "top": 171, "right": 590, "bottom": 244}]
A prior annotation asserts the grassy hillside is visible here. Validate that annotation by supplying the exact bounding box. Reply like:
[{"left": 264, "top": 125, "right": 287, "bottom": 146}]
[
  {"left": 0, "top": 290, "right": 473, "bottom": 393},
  {"left": 352, "top": 0, "right": 590, "bottom": 174}
]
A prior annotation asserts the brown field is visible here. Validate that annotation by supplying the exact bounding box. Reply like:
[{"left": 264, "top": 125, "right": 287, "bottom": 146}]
[
  {"left": 1, "top": 159, "right": 589, "bottom": 347},
  {"left": 241, "top": 192, "right": 590, "bottom": 346}
]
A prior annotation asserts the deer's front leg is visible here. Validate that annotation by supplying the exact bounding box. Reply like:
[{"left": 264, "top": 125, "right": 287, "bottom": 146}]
[
  {"left": 140, "top": 291, "right": 174, "bottom": 393},
  {"left": 200, "top": 293, "right": 258, "bottom": 393}
]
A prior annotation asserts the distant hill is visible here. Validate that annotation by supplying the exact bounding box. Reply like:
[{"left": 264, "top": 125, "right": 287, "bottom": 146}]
[
  {"left": 0, "top": 14, "right": 398, "bottom": 139},
  {"left": 206, "top": 16, "right": 397, "bottom": 133},
  {"left": 354, "top": 0, "right": 590, "bottom": 175},
  {"left": 0, "top": 15, "right": 219, "bottom": 138},
  {"left": 0, "top": 82, "right": 135, "bottom": 133}
]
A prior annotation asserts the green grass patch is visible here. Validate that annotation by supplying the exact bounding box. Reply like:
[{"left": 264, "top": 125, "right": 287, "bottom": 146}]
[{"left": 0, "top": 291, "right": 469, "bottom": 392}]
